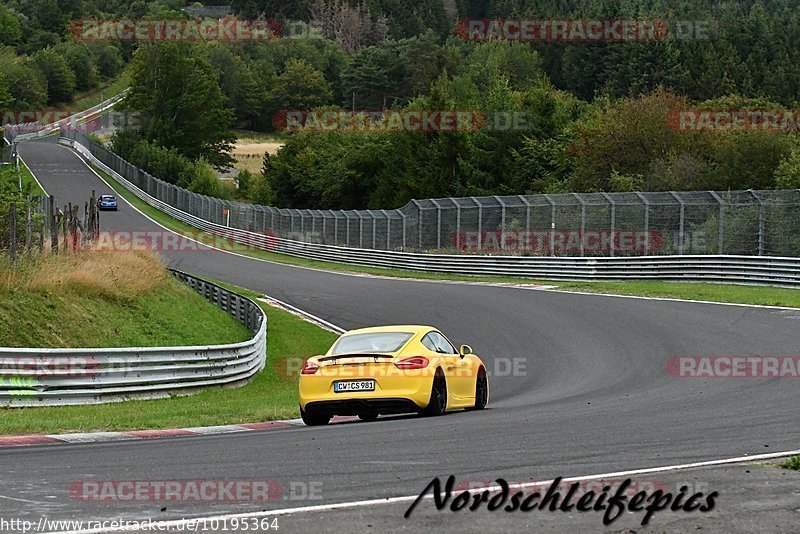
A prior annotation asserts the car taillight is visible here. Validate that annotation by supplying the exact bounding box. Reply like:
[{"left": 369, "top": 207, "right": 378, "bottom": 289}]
[
  {"left": 301, "top": 361, "right": 319, "bottom": 375},
  {"left": 395, "top": 357, "right": 429, "bottom": 370}
]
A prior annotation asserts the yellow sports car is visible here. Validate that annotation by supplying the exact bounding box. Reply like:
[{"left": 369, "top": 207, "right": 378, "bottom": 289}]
[{"left": 298, "top": 325, "right": 489, "bottom": 426}]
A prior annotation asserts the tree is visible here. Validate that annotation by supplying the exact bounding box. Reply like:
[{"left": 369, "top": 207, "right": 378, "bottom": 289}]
[
  {"left": 61, "top": 42, "right": 97, "bottom": 92},
  {"left": 0, "top": 72, "right": 13, "bottom": 111},
  {"left": 0, "top": 5, "right": 22, "bottom": 46},
  {"left": 774, "top": 147, "right": 800, "bottom": 189},
  {"left": 32, "top": 48, "right": 76, "bottom": 104},
  {"left": 267, "top": 58, "right": 334, "bottom": 115},
  {"left": 124, "top": 42, "right": 235, "bottom": 168}
]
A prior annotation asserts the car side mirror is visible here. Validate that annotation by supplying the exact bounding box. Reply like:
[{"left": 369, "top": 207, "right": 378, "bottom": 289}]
[{"left": 459, "top": 345, "right": 473, "bottom": 358}]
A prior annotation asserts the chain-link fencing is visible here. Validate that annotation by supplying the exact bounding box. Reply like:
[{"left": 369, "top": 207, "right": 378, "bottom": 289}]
[{"left": 63, "top": 130, "right": 800, "bottom": 258}]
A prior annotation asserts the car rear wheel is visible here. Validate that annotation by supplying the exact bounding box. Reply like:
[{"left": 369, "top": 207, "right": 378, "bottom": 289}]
[
  {"left": 467, "top": 368, "right": 488, "bottom": 411},
  {"left": 422, "top": 369, "right": 447, "bottom": 416},
  {"left": 300, "top": 407, "right": 331, "bottom": 426}
]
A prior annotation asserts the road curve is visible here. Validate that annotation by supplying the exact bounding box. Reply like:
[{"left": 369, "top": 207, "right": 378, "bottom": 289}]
[{"left": 3, "top": 139, "right": 798, "bottom": 530}]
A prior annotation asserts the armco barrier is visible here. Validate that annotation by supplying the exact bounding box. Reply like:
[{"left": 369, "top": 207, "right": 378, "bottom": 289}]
[
  {"left": 0, "top": 270, "right": 266, "bottom": 407},
  {"left": 3, "top": 90, "right": 128, "bottom": 143},
  {"left": 67, "top": 136, "right": 800, "bottom": 287}
]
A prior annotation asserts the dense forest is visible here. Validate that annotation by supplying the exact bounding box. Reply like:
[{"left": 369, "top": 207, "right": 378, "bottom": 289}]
[{"left": 2, "top": 1, "right": 800, "bottom": 210}]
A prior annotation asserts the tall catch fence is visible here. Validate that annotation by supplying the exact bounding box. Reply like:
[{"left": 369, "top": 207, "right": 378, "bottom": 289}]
[{"left": 62, "top": 130, "right": 800, "bottom": 258}]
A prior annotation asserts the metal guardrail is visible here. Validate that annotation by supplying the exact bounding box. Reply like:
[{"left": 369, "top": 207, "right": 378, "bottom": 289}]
[
  {"left": 68, "top": 137, "right": 800, "bottom": 287},
  {"left": 3, "top": 91, "right": 129, "bottom": 144},
  {"left": 0, "top": 271, "right": 267, "bottom": 406}
]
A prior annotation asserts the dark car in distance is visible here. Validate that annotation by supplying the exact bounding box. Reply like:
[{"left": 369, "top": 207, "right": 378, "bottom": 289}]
[{"left": 97, "top": 194, "right": 118, "bottom": 211}]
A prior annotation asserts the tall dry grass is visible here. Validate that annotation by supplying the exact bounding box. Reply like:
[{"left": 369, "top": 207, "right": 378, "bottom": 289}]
[{"left": 0, "top": 249, "right": 169, "bottom": 301}]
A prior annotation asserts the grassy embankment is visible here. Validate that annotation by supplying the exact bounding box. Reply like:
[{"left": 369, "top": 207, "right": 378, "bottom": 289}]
[{"left": 0, "top": 251, "right": 337, "bottom": 434}]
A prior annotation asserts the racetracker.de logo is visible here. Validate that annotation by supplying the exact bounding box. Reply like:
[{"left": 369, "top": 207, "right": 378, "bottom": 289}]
[
  {"left": 0, "top": 356, "right": 99, "bottom": 378},
  {"left": 89, "top": 230, "right": 278, "bottom": 253},
  {"left": 2, "top": 111, "right": 102, "bottom": 133},
  {"left": 668, "top": 110, "right": 800, "bottom": 132},
  {"left": 69, "top": 480, "right": 283, "bottom": 502},
  {"left": 667, "top": 356, "right": 800, "bottom": 378},
  {"left": 455, "top": 19, "right": 672, "bottom": 42},
  {"left": 70, "top": 18, "right": 282, "bottom": 42},
  {"left": 454, "top": 230, "right": 664, "bottom": 254}
]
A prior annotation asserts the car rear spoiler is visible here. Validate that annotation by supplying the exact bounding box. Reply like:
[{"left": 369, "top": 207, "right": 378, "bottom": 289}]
[{"left": 318, "top": 354, "right": 395, "bottom": 363}]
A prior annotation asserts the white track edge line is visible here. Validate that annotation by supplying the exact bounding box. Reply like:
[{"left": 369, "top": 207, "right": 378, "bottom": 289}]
[{"left": 47, "top": 448, "right": 800, "bottom": 533}]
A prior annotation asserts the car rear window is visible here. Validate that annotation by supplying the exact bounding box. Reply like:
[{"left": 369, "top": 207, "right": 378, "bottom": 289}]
[{"left": 330, "top": 332, "right": 413, "bottom": 355}]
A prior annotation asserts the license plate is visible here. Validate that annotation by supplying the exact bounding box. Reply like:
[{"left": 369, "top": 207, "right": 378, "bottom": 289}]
[{"left": 334, "top": 380, "right": 376, "bottom": 393}]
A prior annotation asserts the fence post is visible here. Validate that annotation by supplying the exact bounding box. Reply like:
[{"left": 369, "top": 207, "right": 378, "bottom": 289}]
[
  {"left": 451, "top": 198, "right": 462, "bottom": 252},
  {"left": 669, "top": 191, "right": 685, "bottom": 254},
  {"left": 371, "top": 212, "right": 377, "bottom": 249},
  {"left": 601, "top": 192, "right": 616, "bottom": 257},
  {"left": 749, "top": 190, "right": 765, "bottom": 256},
  {"left": 381, "top": 209, "right": 391, "bottom": 250},
  {"left": 494, "top": 195, "right": 506, "bottom": 251},
  {"left": 25, "top": 196, "right": 31, "bottom": 254},
  {"left": 358, "top": 212, "right": 364, "bottom": 248},
  {"left": 470, "top": 197, "right": 482, "bottom": 252},
  {"left": 518, "top": 195, "right": 531, "bottom": 233},
  {"left": 544, "top": 194, "right": 556, "bottom": 256},
  {"left": 430, "top": 199, "right": 443, "bottom": 250},
  {"left": 9, "top": 202, "right": 16, "bottom": 264},
  {"left": 709, "top": 191, "right": 725, "bottom": 254},
  {"left": 49, "top": 195, "right": 58, "bottom": 253},
  {"left": 400, "top": 211, "right": 407, "bottom": 250},
  {"left": 411, "top": 200, "right": 423, "bottom": 250},
  {"left": 634, "top": 192, "right": 650, "bottom": 254}
]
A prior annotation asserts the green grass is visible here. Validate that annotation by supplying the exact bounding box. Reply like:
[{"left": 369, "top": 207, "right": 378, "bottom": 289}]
[
  {"left": 0, "top": 281, "right": 336, "bottom": 435},
  {"left": 69, "top": 72, "right": 130, "bottom": 111},
  {"left": 779, "top": 456, "right": 800, "bottom": 470},
  {"left": 0, "top": 255, "right": 251, "bottom": 349},
  {"left": 88, "top": 163, "right": 800, "bottom": 309},
  {"left": 18, "top": 157, "right": 44, "bottom": 196}
]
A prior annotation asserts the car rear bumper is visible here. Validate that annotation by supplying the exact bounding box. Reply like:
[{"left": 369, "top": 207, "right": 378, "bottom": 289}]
[
  {"left": 298, "top": 366, "right": 435, "bottom": 412},
  {"left": 303, "top": 398, "right": 421, "bottom": 417}
]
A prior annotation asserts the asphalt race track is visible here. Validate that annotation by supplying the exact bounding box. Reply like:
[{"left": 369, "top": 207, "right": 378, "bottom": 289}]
[{"left": 3, "top": 138, "right": 799, "bottom": 533}]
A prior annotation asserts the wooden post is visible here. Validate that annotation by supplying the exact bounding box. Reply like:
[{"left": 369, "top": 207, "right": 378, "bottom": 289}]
[
  {"left": 50, "top": 195, "right": 57, "bottom": 254},
  {"left": 9, "top": 203, "right": 16, "bottom": 264},
  {"left": 25, "top": 196, "right": 31, "bottom": 255},
  {"left": 62, "top": 205, "right": 68, "bottom": 252}
]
